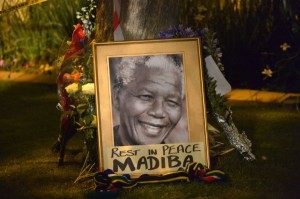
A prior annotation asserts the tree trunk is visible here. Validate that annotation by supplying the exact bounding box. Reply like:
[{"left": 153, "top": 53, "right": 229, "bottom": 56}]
[
  {"left": 95, "top": 0, "right": 114, "bottom": 42},
  {"left": 95, "top": 0, "right": 182, "bottom": 41},
  {"left": 120, "top": 0, "right": 182, "bottom": 40}
]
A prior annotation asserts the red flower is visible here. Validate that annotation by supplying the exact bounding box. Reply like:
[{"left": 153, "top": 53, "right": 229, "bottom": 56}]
[
  {"left": 63, "top": 24, "right": 85, "bottom": 62},
  {"left": 57, "top": 24, "right": 86, "bottom": 111}
]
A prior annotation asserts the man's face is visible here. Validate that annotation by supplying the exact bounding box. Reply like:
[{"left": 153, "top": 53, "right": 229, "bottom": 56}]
[{"left": 117, "top": 67, "right": 183, "bottom": 145}]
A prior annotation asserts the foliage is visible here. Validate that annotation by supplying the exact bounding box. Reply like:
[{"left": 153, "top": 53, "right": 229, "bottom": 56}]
[
  {"left": 61, "top": 48, "right": 98, "bottom": 164},
  {"left": 200, "top": 28, "right": 227, "bottom": 115},
  {"left": 0, "top": 0, "right": 85, "bottom": 71},
  {"left": 76, "top": 0, "right": 97, "bottom": 37},
  {"left": 180, "top": 0, "right": 300, "bottom": 92},
  {"left": 1, "top": 0, "right": 299, "bottom": 93},
  {"left": 262, "top": 42, "right": 300, "bottom": 93}
]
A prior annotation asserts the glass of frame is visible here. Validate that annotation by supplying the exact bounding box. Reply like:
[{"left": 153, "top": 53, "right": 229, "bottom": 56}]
[{"left": 93, "top": 38, "right": 209, "bottom": 177}]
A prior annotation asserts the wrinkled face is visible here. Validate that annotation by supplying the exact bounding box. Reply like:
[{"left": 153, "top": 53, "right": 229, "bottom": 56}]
[{"left": 117, "top": 67, "right": 183, "bottom": 145}]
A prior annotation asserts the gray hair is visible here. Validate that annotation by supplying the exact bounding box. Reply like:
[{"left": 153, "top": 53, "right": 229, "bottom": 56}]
[{"left": 110, "top": 54, "right": 184, "bottom": 98}]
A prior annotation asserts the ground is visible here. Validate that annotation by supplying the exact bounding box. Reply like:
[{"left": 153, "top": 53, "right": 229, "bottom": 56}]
[{"left": 1, "top": 72, "right": 300, "bottom": 199}]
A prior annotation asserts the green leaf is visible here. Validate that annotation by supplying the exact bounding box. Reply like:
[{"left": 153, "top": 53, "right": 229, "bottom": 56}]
[{"left": 84, "top": 114, "right": 94, "bottom": 125}]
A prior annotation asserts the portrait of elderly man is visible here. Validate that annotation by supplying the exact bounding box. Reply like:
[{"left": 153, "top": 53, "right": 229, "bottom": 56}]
[{"left": 109, "top": 55, "right": 188, "bottom": 146}]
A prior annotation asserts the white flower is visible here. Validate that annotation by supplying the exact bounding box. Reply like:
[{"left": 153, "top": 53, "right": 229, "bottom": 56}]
[
  {"left": 65, "top": 83, "right": 79, "bottom": 94},
  {"left": 280, "top": 42, "right": 291, "bottom": 51},
  {"left": 82, "top": 83, "right": 95, "bottom": 95},
  {"left": 262, "top": 67, "right": 273, "bottom": 78}
]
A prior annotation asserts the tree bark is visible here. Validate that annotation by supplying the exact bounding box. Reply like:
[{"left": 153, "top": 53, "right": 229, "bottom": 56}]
[
  {"left": 95, "top": 0, "right": 114, "bottom": 42},
  {"left": 120, "top": 0, "right": 182, "bottom": 40},
  {"left": 95, "top": 0, "right": 182, "bottom": 41}
]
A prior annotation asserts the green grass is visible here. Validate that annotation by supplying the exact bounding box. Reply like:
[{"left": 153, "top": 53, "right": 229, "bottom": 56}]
[
  {"left": 0, "top": 82, "right": 88, "bottom": 199},
  {"left": 0, "top": 81, "right": 300, "bottom": 199}
]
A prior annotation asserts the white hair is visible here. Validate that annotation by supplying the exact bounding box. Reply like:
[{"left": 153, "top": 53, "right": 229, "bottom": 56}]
[{"left": 111, "top": 54, "right": 184, "bottom": 98}]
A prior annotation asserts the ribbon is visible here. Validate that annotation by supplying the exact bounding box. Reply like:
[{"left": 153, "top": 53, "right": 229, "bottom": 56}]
[
  {"left": 94, "top": 162, "right": 226, "bottom": 192},
  {"left": 113, "top": 0, "right": 124, "bottom": 41},
  {"left": 0, "top": 0, "right": 47, "bottom": 14}
]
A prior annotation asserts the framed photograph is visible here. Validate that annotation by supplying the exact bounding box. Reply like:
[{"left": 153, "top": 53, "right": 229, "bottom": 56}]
[{"left": 93, "top": 38, "right": 209, "bottom": 177}]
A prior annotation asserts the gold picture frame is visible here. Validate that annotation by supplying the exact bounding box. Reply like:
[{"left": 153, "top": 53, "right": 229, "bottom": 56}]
[{"left": 93, "top": 38, "right": 209, "bottom": 177}]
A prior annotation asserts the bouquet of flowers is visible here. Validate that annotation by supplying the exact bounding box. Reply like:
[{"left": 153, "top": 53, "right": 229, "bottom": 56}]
[{"left": 52, "top": 0, "right": 98, "bottom": 169}]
